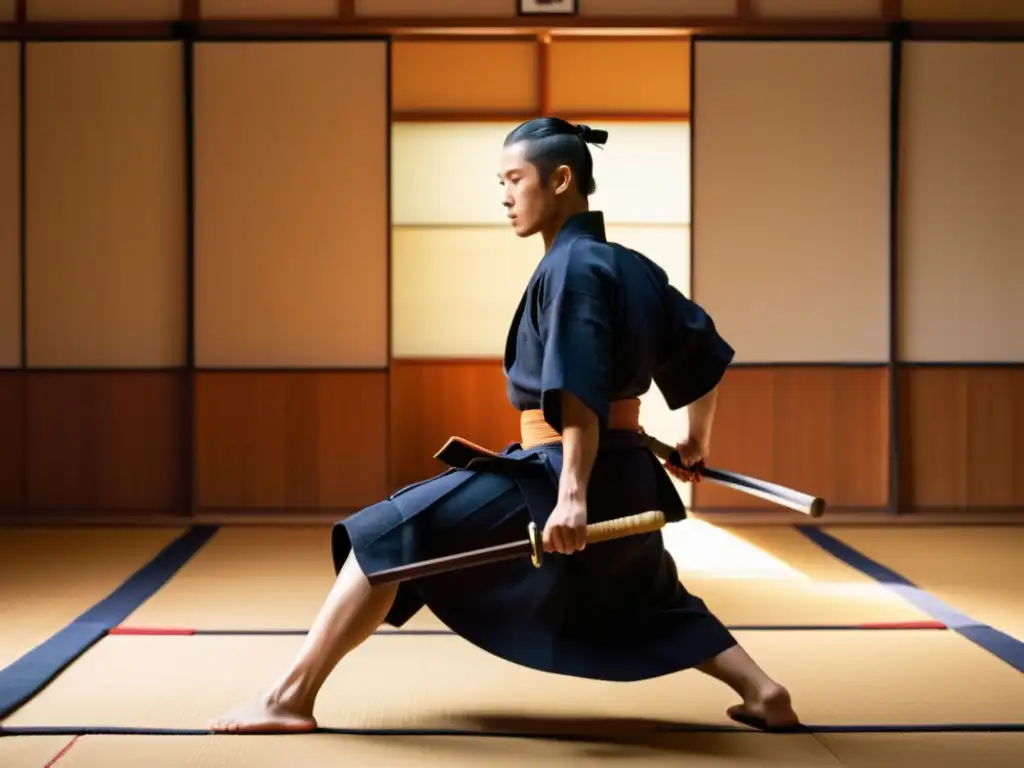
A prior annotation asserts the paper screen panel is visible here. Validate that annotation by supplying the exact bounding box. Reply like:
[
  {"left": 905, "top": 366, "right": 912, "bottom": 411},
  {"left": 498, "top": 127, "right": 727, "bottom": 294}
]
[
  {"left": 201, "top": 0, "right": 339, "bottom": 17},
  {"left": 391, "top": 121, "right": 519, "bottom": 227},
  {"left": 391, "top": 40, "right": 538, "bottom": 113},
  {"left": 193, "top": 41, "right": 388, "bottom": 368},
  {"left": 25, "top": 42, "right": 186, "bottom": 368},
  {"left": 391, "top": 224, "right": 692, "bottom": 360},
  {"left": 0, "top": 44, "right": 18, "bottom": 368},
  {"left": 899, "top": 42, "right": 1024, "bottom": 362},
  {"left": 391, "top": 226, "right": 540, "bottom": 359},
  {"left": 580, "top": 0, "right": 737, "bottom": 18},
  {"left": 392, "top": 122, "right": 690, "bottom": 227},
  {"left": 548, "top": 39, "right": 691, "bottom": 115},
  {"left": 753, "top": 0, "right": 882, "bottom": 17},
  {"left": 27, "top": 0, "right": 180, "bottom": 19},
  {"left": 902, "top": 0, "right": 1024, "bottom": 20},
  {"left": 590, "top": 122, "right": 690, "bottom": 225},
  {"left": 692, "top": 41, "right": 890, "bottom": 363},
  {"left": 355, "top": 0, "right": 514, "bottom": 16}
]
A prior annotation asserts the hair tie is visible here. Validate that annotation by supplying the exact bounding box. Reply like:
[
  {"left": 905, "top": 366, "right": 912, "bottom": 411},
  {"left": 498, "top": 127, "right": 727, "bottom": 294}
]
[{"left": 574, "top": 123, "right": 609, "bottom": 146}]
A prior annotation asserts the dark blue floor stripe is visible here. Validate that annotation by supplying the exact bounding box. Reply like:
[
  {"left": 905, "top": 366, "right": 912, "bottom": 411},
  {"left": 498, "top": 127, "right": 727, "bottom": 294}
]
[
  {"left": 0, "top": 525, "right": 219, "bottom": 720},
  {"left": 2, "top": 723, "right": 1023, "bottom": 738},
  {"left": 796, "top": 525, "right": 1024, "bottom": 673}
]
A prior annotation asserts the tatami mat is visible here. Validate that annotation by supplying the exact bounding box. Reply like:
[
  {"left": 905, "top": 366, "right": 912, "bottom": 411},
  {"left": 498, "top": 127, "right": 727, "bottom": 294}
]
[
  {"left": 55, "top": 733, "right": 840, "bottom": 767},
  {"left": 121, "top": 523, "right": 928, "bottom": 630},
  {"left": 0, "top": 528, "right": 187, "bottom": 668},
  {"left": 825, "top": 526, "right": 1024, "bottom": 640},
  {"left": 6, "top": 631, "right": 1023, "bottom": 730},
  {"left": 0, "top": 734, "right": 72, "bottom": 767},
  {"left": 37, "top": 732, "right": 1024, "bottom": 768},
  {"left": 817, "top": 733, "right": 1024, "bottom": 768}
]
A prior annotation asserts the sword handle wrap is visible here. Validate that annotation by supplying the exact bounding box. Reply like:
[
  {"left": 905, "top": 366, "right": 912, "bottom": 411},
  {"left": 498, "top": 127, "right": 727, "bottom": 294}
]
[{"left": 586, "top": 510, "right": 667, "bottom": 543}]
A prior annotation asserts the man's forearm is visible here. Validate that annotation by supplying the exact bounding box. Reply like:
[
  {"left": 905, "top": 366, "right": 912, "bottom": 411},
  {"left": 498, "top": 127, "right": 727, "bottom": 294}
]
[
  {"left": 687, "top": 384, "right": 719, "bottom": 445},
  {"left": 558, "top": 391, "right": 600, "bottom": 504}
]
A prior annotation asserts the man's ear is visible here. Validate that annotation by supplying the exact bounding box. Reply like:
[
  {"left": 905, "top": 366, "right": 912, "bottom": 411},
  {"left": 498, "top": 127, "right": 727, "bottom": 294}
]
[{"left": 551, "top": 164, "right": 573, "bottom": 196}]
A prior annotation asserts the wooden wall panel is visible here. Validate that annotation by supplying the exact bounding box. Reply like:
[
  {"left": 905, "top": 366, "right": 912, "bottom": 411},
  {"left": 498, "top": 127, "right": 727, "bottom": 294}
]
[
  {"left": 0, "top": 371, "right": 23, "bottom": 510},
  {"left": 900, "top": 367, "right": 1024, "bottom": 509},
  {"left": 391, "top": 41, "right": 538, "bottom": 113},
  {"left": 753, "top": 0, "right": 882, "bottom": 17},
  {"left": 902, "top": 0, "right": 1024, "bottom": 20},
  {"left": 693, "top": 366, "right": 889, "bottom": 511},
  {"left": 579, "top": 0, "right": 738, "bottom": 17},
  {"left": 24, "top": 372, "right": 186, "bottom": 511},
  {"left": 195, "top": 372, "right": 389, "bottom": 512},
  {"left": 27, "top": 0, "right": 180, "bottom": 19},
  {"left": 201, "top": 0, "right": 337, "bottom": 16},
  {"left": 0, "top": 42, "right": 18, "bottom": 370},
  {"left": 548, "top": 39, "right": 691, "bottom": 115},
  {"left": 389, "top": 360, "right": 520, "bottom": 490},
  {"left": 355, "top": 0, "right": 512, "bottom": 16}
]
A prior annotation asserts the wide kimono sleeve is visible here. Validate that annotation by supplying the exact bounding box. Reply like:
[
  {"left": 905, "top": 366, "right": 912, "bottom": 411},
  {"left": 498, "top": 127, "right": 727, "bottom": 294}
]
[
  {"left": 653, "top": 285, "right": 736, "bottom": 410},
  {"left": 536, "top": 242, "right": 616, "bottom": 432}
]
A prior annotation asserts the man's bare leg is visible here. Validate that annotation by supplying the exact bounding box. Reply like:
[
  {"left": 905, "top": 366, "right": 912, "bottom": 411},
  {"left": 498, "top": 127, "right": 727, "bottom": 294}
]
[
  {"left": 697, "top": 644, "right": 800, "bottom": 730},
  {"left": 209, "top": 553, "right": 398, "bottom": 734}
]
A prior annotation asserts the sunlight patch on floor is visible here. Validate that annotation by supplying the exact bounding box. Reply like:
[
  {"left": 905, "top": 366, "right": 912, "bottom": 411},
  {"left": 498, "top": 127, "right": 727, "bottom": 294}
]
[{"left": 661, "top": 518, "right": 810, "bottom": 580}]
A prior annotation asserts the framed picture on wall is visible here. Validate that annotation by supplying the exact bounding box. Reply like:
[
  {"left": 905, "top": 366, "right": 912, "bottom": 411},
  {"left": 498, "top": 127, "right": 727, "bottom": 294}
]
[{"left": 518, "top": 0, "right": 578, "bottom": 15}]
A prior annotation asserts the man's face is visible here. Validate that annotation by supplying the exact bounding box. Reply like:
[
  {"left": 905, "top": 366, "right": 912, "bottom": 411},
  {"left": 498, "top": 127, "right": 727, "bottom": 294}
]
[{"left": 498, "top": 141, "right": 557, "bottom": 238}]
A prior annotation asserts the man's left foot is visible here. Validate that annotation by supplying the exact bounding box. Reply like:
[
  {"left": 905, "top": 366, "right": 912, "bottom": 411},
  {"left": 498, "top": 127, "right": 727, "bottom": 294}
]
[{"left": 209, "top": 695, "right": 317, "bottom": 734}]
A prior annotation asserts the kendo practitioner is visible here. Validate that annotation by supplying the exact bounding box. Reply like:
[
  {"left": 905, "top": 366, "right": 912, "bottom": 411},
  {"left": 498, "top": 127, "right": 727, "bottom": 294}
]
[{"left": 210, "top": 117, "right": 800, "bottom": 735}]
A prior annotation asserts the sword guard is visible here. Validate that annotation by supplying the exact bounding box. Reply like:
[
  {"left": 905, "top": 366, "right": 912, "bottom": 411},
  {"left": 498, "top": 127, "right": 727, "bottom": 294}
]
[{"left": 528, "top": 521, "right": 543, "bottom": 568}]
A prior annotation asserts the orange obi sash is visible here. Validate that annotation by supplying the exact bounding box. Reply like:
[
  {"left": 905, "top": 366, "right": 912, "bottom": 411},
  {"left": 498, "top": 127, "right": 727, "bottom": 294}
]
[{"left": 519, "top": 398, "right": 642, "bottom": 450}]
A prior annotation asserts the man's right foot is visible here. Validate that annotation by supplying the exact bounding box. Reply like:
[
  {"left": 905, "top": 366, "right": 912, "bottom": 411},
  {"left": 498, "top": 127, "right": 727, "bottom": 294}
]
[{"left": 726, "top": 684, "right": 801, "bottom": 732}]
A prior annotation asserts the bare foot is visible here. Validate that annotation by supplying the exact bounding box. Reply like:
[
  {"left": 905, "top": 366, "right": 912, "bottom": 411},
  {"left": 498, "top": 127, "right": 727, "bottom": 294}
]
[
  {"left": 726, "top": 684, "right": 801, "bottom": 732},
  {"left": 209, "top": 695, "right": 318, "bottom": 734}
]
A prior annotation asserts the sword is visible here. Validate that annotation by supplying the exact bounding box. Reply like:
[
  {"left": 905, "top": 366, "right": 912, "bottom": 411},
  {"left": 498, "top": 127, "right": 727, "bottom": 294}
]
[
  {"left": 364, "top": 509, "right": 666, "bottom": 587},
  {"left": 363, "top": 434, "right": 826, "bottom": 587},
  {"left": 639, "top": 433, "right": 827, "bottom": 519}
]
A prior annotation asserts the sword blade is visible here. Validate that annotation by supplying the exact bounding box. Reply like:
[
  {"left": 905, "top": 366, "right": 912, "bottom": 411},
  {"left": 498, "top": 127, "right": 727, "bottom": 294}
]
[{"left": 365, "top": 538, "right": 535, "bottom": 587}]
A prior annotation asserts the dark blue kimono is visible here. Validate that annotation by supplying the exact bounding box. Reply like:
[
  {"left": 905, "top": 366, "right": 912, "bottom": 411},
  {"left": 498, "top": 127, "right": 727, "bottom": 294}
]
[{"left": 333, "top": 211, "right": 738, "bottom": 682}]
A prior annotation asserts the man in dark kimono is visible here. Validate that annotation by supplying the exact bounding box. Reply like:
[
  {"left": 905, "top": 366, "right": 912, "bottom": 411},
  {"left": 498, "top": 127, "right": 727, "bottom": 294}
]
[{"left": 211, "top": 118, "right": 800, "bottom": 734}]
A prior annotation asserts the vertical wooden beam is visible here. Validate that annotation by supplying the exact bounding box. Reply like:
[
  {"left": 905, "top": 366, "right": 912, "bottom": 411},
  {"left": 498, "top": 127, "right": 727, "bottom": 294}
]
[
  {"left": 338, "top": 0, "right": 357, "bottom": 17},
  {"left": 882, "top": 0, "right": 903, "bottom": 22},
  {"left": 181, "top": 0, "right": 200, "bottom": 22},
  {"left": 737, "top": 0, "right": 754, "bottom": 21},
  {"left": 887, "top": 23, "right": 905, "bottom": 513},
  {"left": 182, "top": 0, "right": 198, "bottom": 516},
  {"left": 15, "top": 0, "right": 26, "bottom": 23},
  {"left": 18, "top": 10, "right": 27, "bottom": 514},
  {"left": 537, "top": 32, "right": 551, "bottom": 115}
]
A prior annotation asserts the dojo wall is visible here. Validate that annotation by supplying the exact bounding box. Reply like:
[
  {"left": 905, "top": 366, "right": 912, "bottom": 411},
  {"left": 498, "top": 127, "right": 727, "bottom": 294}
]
[{"left": 1, "top": 0, "right": 1023, "bottom": 519}]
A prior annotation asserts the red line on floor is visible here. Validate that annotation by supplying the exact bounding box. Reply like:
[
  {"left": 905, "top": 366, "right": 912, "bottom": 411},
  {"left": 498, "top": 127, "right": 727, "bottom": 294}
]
[
  {"left": 43, "top": 735, "right": 80, "bottom": 767},
  {"left": 858, "top": 620, "right": 947, "bottom": 630},
  {"left": 108, "top": 627, "right": 196, "bottom": 636}
]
